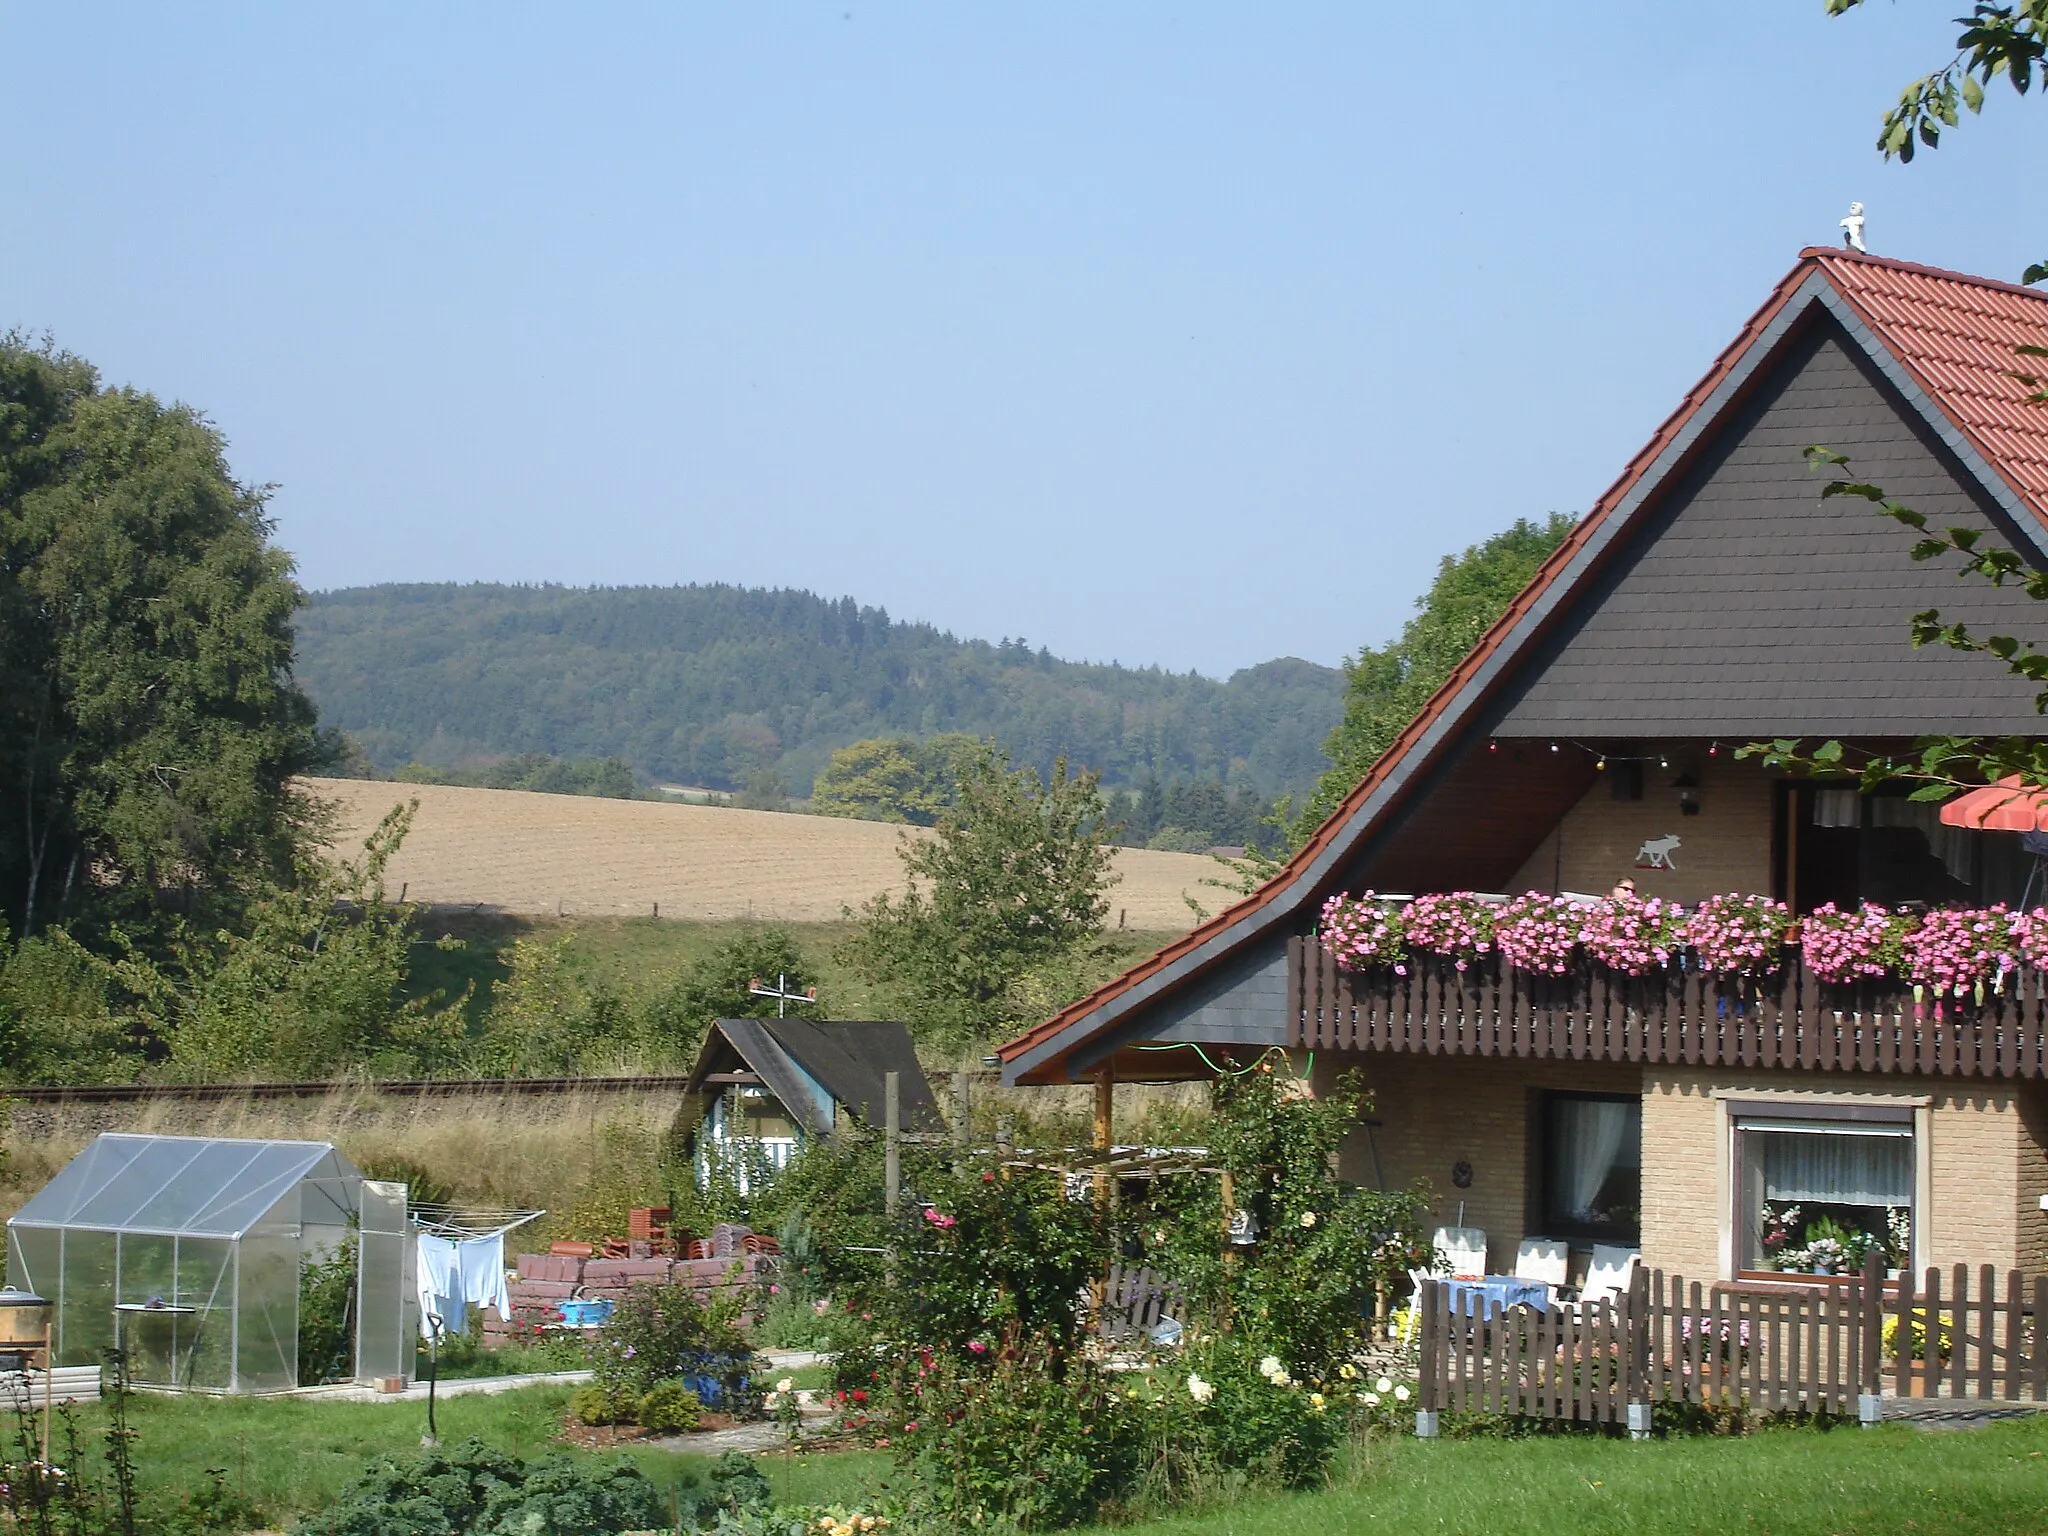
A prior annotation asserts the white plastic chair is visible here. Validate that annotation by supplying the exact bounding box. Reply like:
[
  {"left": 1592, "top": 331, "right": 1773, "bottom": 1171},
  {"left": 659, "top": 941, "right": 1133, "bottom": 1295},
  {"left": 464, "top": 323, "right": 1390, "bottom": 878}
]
[
  {"left": 1432, "top": 1225, "right": 1488, "bottom": 1279},
  {"left": 1577, "top": 1244, "right": 1641, "bottom": 1309},
  {"left": 1513, "top": 1238, "right": 1569, "bottom": 1297},
  {"left": 1398, "top": 1267, "right": 1435, "bottom": 1348}
]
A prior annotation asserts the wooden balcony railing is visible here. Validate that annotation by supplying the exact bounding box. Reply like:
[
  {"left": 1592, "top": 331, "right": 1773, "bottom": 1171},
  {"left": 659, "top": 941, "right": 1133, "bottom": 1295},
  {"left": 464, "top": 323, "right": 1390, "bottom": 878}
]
[{"left": 1286, "top": 935, "right": 2048, "bottom": 1078}]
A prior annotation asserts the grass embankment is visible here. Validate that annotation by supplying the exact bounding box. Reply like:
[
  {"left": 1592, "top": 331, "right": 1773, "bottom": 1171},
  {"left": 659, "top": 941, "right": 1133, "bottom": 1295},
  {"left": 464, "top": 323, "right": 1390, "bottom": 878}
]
[{"left": 53, "top": 1388, "right": 2048, "bottom": 1536}]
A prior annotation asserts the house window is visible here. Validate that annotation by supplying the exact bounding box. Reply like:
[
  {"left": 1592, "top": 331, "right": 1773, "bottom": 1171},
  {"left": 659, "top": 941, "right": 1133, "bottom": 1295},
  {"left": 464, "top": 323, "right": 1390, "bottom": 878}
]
[
  {"left": 1538, "top": 1093, "right": 1642, "bottom": 1242},
  {"left": 1733, "top": 1105, "right": 1914, "bottom": 1277}
]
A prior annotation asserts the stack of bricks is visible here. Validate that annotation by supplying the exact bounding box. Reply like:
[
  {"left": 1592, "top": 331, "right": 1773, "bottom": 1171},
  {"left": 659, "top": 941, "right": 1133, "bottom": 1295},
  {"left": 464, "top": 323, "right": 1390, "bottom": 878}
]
[{"left": 481, "top": 1246, "right": 766, "bottom": 1348}]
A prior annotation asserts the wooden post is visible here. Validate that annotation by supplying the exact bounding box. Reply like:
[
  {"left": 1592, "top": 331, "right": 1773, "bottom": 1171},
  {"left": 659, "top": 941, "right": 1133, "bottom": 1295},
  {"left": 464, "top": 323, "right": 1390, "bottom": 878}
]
[
  {"left": 40, "top": 1320, "right": 52, "bottom": 1464},
  {"left": 1858, "top": 1251, "right": 1885, "bottom": 1426},
  {"left": 1093, "top": 1066, "right": 1114, "bottom": 1211},
  {"left": 1415, "top": 1279, "right": 1442, "bottom": 1436},
  {"left": 952, "top": 1070, "right": 971, "bottom": 1150},
  {"left": 884, "top": 1071, "right": 901, "bottom": 1215}
]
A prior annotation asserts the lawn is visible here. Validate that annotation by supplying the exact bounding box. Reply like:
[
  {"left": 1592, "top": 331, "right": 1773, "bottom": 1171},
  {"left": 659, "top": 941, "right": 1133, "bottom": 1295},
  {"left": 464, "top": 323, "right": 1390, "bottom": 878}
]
[
  {"left": 38, "top": 1384, "right": 890, "bottom": 1526},
  {"left": 36, "top": 1386, "right": 2048, "bottom": 1535},
  {"left": 1092, "top": 1416, "right": 2048, "bottom": 1536}
]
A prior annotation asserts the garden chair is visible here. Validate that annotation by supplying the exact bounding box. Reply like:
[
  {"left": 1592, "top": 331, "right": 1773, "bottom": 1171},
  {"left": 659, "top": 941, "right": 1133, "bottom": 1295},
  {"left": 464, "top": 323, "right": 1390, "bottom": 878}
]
[
  {"left": 1513, "top": 1237, "right": 1569, "bottom": 1301},
  {"left": 1432, "top": 1225, "right": 1488, "bottom": 1279},
  {"left": 1574, "top": 1244, "right": 1640, "bottom": 1310}
]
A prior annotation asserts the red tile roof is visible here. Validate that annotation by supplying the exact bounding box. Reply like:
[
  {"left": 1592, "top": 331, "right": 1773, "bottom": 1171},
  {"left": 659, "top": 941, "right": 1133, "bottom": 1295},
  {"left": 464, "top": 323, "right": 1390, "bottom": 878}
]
[
  {"left": 997, "top": 248, "right": 2048, "bottom": 1082},
  {"left": 1811, "top": 248, "right": 2048, "bottom": 520}
]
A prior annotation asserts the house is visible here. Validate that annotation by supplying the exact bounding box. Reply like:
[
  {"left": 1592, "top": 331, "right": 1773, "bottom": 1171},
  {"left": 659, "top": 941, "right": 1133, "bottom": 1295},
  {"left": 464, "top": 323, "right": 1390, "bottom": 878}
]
[
  {"left": 679, "top": 1018, "right": 943, "bottom": 1186},
  {"left": 998, "top": 248, "right": 2048, "bottom": 1288}
]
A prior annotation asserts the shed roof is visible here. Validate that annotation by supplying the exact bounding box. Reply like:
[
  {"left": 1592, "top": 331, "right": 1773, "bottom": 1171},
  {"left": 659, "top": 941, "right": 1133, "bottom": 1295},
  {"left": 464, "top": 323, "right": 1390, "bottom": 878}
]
[
  {"left": 998, "top": 248, "right": 2048, "bottom": 1085},
  {"left": 8, "top": 1134, "right": 361, "bottom": 1239},
  {"left": 685, "top": 1019, "right": 945, "bottom": 1138}
]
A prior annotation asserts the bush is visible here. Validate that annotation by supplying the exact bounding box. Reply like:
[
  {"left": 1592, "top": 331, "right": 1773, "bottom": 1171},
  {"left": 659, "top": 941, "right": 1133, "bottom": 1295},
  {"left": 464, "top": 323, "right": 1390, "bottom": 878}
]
[
  {"left": 570, "top": 1383, "right": 635, "bottom": 1427},
  {"left": 475, "top": 1456, "right": 665, "bottom": 1536},
  {"left": 870, "top": 1338, "right": 1142, "bottom": 1531},
  {"left": 636, "top": 1380, "right": 703, "bottom": 1434},
  {"left": 589, "top": 1279, "right": 753, "bottom": 1402}
]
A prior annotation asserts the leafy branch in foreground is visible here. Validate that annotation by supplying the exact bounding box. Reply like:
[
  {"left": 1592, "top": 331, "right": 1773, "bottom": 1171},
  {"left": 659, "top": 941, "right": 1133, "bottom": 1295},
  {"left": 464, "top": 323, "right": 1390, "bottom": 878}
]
[
  {"left": 1739, "top": 448, "right": 2048, "bottom": 794},
  {"left": 1829, "top": 0, "right": 2047, "bottom": 158}
]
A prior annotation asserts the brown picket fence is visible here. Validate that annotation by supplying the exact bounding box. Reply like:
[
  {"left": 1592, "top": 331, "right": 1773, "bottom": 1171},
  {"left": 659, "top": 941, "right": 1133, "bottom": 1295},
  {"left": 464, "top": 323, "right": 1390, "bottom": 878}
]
[{"left": 1415, "top": 1255, "right": 2047, "bottom": 1429}]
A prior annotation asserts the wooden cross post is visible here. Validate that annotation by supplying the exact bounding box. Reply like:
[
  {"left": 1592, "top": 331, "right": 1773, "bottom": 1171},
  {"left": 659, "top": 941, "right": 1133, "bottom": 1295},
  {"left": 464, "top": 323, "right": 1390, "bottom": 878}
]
[
  {"left": 1092, "top": 1065, "right": 1115, "bottom": 1323},
  {"left": 884, "top": 1071, "right": 901, "bottom": 1216}
]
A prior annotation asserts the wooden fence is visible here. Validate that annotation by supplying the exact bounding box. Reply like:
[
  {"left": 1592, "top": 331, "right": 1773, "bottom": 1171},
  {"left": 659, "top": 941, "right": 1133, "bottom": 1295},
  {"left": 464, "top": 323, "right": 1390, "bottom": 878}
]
[
  {"left": 1290, "top": 936, "right": 2048, "bottom": 1079},
  {"left": 1415, "top": 1256, "right": 2046, "bottom": 1432}
]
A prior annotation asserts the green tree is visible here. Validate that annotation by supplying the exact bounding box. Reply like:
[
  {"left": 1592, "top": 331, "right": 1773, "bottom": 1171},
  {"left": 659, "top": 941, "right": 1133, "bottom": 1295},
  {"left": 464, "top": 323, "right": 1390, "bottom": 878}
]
[
  {"left": 125, "top": 802, "right": 465, "bottom": 1079},
  {"left": 841, "top": 747, "right": 1117, "bottom": 1049},
  {"left": 0, "top": 336, "right": 324, "bottom": 939},
  {"left": 810, "top": 732, "right": 981, "bottom": 824},
  {"left": 0, "top": 922, "right": 135, "bottom": 1084},
  {"left": 641, "top": 927, "right": 824, "bottom": 1052},
  {"left": 1286, "top": 514, "right": 1575, "bottom": 846}
]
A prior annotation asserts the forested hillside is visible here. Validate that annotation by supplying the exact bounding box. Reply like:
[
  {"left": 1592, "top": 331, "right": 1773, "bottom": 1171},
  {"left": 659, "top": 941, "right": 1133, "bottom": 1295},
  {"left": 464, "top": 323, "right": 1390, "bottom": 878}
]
[{"left": 296, "top": 584, "right": 1344, "bottom": 798}]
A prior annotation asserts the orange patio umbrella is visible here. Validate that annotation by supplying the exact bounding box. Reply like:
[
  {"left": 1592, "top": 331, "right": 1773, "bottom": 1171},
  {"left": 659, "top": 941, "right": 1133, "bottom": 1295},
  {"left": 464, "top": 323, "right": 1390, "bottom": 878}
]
[{"left": 1937, "top": 775, "right": 2048, "bottom": 833}]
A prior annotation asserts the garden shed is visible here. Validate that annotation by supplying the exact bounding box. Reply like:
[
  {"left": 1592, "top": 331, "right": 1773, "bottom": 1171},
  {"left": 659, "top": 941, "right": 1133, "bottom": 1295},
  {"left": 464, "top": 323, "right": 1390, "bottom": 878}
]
[{"left": 2, "top": 1134, "right": 414, "bottom": 1394}]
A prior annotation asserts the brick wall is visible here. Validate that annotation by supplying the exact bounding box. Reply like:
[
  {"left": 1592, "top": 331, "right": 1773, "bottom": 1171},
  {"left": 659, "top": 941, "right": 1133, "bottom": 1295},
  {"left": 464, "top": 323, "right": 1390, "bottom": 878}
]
[
  {"left": 2014, "top": 1083, "right": 2048, "bottom": 1273},
  {"left": 1643, "top": 1068, "right": 2042, "bottom": 1280},
  {"left": 1504, "top": 753, "right": 1775, "bottom": 901},
  {"left": 1314, "top": 1049, "right": 1639, "bottom": 1276}
]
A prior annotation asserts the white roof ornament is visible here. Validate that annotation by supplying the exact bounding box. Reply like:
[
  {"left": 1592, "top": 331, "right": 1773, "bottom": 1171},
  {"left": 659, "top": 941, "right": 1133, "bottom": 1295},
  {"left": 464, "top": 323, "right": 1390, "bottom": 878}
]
[{"left": 1840, "top": 201, "right": 1867, "bottom": 254}]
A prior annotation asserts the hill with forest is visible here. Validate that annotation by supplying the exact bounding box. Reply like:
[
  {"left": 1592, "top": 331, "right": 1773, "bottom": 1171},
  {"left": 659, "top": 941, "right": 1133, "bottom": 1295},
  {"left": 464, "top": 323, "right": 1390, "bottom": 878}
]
[{"left": 296, "top": 583, "right": 1343, "bottom": 799}]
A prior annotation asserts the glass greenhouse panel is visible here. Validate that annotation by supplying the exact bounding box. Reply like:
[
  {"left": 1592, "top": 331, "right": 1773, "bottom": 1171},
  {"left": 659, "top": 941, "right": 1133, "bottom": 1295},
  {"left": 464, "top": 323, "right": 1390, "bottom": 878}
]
[
  {"left": 56, "top": 1229, "right": 117, "bottom": 1367},
  {"left": 176, "top": 1237, "right": 236, "bottom": 1392},
  {"left": 236, "top": 1227, "right": 299, "bottom": 1394},
  {"left": 4, "top": 1223, "right": 58, "bottom": 1299}
]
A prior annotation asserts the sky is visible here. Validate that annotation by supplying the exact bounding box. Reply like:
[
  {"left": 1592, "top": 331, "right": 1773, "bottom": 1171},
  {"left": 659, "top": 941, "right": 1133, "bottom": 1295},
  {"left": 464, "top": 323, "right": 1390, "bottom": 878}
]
[{"left": 4, "top": 4, "right": 2044, "bottom": 680}]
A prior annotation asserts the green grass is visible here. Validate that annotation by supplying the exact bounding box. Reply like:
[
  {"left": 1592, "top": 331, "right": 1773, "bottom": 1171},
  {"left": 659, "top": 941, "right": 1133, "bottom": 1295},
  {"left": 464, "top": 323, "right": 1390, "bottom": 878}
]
[
  {"left": 1086, "top": 1417, "right": 2048, "bottom": 1536},
  {"left": 25, "top": 1388, "right": 2048, "bottom": 1535},
  {"left": 35, "top": 1385, "right": 892, "bottom": 1527}
]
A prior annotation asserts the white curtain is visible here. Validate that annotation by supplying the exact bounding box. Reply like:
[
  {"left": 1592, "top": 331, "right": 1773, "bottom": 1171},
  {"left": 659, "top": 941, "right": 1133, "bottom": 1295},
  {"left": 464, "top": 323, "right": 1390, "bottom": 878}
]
[
  {"left": 1560, "top": 1100, "right": 1633, "bottom": 1221},
  {"left": 1760, "top": 1130, "right": 1910, "bottom": 1207}
]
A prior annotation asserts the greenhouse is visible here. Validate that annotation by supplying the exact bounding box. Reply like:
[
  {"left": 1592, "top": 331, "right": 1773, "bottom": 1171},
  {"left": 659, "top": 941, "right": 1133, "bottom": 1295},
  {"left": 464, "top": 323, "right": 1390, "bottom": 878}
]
[{"left": 2, "top": 1134, "right": 414, "bottom": 1394}]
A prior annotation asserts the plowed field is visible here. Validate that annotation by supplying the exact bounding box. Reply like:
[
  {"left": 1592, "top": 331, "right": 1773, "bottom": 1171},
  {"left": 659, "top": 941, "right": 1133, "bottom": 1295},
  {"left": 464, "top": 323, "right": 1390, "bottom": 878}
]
[{"left": 307, "top": 777, "right": 1223, "bottom": 930}]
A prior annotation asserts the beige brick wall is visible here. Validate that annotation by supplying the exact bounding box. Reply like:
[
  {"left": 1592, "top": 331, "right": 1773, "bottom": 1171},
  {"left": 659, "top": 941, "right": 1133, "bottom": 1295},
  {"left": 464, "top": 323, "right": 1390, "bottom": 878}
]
[
  {"left": 1644, "top": 1069, "right": 2041, "bottom": 1280},
  {"left": 1506, "top": 753, "right": 1776, "bottom": 901},
  {"left": 1314, "top": 1049, "right": 1639, "bottom": 1276},
  {"left": 2015, "top": 1084, "right": 2048, "bottom": 1274},
  {"left": 1306, "top": 1053, "right": 2047, "bottom": 1282}
]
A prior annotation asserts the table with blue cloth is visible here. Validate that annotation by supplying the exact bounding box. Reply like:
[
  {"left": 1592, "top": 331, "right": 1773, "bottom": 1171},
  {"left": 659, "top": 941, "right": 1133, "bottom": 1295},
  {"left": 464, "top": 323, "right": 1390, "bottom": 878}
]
[{"left": 1441, "top": 1275, "right": 1551, "bottom": 1316}]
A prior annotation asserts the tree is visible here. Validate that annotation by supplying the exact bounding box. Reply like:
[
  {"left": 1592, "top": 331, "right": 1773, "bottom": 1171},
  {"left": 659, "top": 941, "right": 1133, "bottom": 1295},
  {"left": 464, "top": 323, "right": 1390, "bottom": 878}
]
[
  {"left": 119, "top": 801, "right": 465, "bottom": 1079},
  {"left": 810, "top": 733, "right": 981, "bottom": 824},
  {"left": 641, "top": 927, "right": 824, "bottom": 1052},
  {"left": 1285, "top": 514, "right": 1575, "bottom": 846},
  {"left": 0, "top": 336, "right": 324, "bottom": 940},
  {"left": 840, "top": 747, "right": 1118, "bottom": 1049}
]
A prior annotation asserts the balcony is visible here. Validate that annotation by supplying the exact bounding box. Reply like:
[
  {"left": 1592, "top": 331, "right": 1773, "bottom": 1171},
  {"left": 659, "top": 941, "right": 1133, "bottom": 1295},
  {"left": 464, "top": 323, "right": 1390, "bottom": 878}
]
[{"left": 1286, "top": 935, "right": 2048, "bottom": 1079}]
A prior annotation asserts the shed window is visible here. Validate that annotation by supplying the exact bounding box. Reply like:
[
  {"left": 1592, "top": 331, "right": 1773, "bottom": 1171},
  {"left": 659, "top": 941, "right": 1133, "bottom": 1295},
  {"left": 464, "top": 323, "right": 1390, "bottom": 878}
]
[{"left": 1537, "top": 1094, "right": 1641, "bottom": 1242}]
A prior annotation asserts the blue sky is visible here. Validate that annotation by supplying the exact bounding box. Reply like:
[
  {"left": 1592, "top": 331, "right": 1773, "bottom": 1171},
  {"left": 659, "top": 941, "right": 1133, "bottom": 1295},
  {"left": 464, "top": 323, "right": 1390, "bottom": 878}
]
[{"left": 4, "top": 3, "right": 2042, "bottom": 678}]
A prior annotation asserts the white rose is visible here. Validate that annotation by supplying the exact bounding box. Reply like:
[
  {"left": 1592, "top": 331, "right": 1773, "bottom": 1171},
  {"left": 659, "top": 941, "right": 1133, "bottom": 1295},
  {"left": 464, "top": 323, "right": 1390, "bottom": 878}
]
[
  {"left": 1299, "top": 1211, "right": 1318, "bottom": 1228},
  {"left": 1394, "top": 1384, "right": 1411, "bottom": 1402},
  {"left": 1186, "top": 1372, "right": 1214, "bottom": 1404},
  {"left": 777, "top": 1377, "right": 796, "bottom": 1393},
  {"left": 1362, "top": 1392, "right": 1380, "bottom": 1406},
  {"left": 1258, "top": 1355, "right": 1285, "bottom": 1379},
  {"left": 1376, "top": 1376, "right": 1394, "bottom": 1393}
]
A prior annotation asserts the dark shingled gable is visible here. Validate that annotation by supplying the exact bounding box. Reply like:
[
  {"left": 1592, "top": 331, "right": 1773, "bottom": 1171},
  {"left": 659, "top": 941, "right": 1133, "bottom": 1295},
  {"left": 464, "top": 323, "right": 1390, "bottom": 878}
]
[{"left": 1494, "top": 320, "right": 2048, "bottom": 738}]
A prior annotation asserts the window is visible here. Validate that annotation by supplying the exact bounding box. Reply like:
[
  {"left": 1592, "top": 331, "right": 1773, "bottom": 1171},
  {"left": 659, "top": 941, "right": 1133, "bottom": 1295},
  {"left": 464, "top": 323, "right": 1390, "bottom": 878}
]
[
  {"left": 1538, "top": 1093, "right": 1642, "bottom": 1241},
  {"left": 1733, "top": 1104, "right": 1914, "bottom": 1277}
]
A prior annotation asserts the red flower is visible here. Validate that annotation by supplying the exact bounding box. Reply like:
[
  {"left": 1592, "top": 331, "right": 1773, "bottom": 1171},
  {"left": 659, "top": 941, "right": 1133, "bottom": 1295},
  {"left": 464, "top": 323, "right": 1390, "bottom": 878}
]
[
  {"left": 903, "top": 1421, "right": 919, "bottom": 1432},
  {"left": 852, "top": 1388, "right": 868, "bottom": 1403}
]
